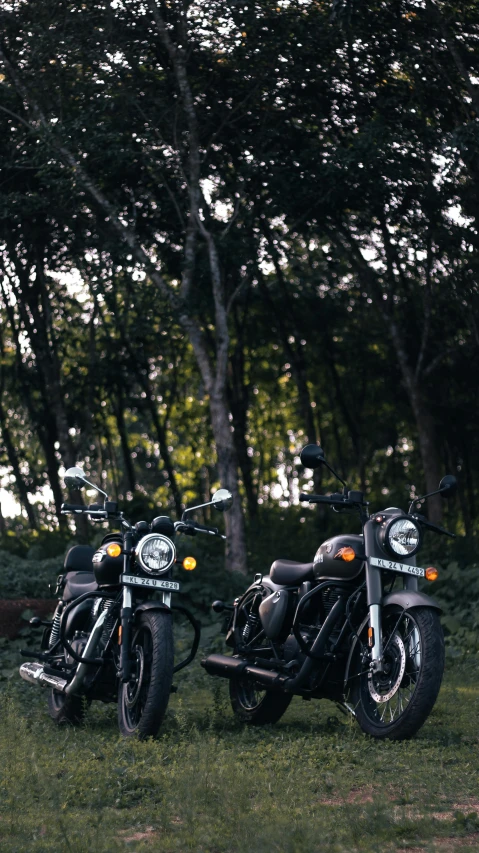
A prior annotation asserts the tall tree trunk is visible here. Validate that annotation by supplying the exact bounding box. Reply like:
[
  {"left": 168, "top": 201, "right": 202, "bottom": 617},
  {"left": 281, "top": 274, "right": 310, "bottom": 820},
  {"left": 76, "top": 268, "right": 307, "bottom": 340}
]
[
  {"left": 209, "top": 390, "right": 248, "bottom": 573},
  {"left": 0, "top": 413, "right": 37, "bottom": 529},
  {"left": 0, "top": 26, "right": 249, "bottom": 573}
]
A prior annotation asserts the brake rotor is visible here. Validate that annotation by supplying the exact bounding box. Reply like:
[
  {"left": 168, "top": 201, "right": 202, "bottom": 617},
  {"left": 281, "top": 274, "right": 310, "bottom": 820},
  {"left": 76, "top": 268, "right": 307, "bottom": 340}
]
[
  {"left": 125, "top": 645, "right": 145, "bottom": 709},
  {"left": 368, "top": 633, "right": 406, "bottom": 703}
]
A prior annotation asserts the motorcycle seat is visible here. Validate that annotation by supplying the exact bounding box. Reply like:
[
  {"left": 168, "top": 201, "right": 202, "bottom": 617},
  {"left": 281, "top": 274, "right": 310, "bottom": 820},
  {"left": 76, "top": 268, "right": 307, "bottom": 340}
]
[
  {"left": 63, "top": 571, "right": 99, "bottom": 602},
  {"left": 269, "top": 559, "right": 315, "bottom": 586},
  {"left": 64, "top": 544, "right": 96, "bottom": 573}
]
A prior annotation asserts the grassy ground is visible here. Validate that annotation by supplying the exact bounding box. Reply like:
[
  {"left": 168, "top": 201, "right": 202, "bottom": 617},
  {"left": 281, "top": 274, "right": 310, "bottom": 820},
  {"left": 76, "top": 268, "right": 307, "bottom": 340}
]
[{"left": 1, "top": 631, "right": 479, "bottom": 853}]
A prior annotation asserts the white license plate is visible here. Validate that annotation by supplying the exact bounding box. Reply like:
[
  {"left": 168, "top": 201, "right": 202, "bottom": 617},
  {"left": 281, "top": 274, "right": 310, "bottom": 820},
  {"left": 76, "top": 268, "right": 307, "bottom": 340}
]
[
  {"left": 370, "top": 557, "right": 425, "bottom": 577},
  {"left": 121, "top": 575, "right": 181, "bottom": 591}
]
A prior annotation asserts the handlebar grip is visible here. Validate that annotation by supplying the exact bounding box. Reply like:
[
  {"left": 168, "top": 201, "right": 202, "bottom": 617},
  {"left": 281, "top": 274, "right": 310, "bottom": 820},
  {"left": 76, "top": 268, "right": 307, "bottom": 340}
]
[
  {"left": 194, "top": 521, "right": 220, "bottom": 535},
  {"left": 61, "top": 503, "right": 87, "bottom": 512},
  {"left": 299, "top": 493, "right": 333, "bottom": 504}
]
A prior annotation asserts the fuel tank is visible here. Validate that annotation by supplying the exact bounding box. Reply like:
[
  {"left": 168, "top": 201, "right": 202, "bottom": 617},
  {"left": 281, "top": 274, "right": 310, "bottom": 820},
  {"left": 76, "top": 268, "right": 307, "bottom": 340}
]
[
  {"left": 92, "top": 534, "right": 123, "bottom": 586},
  {"left": 314, "top": 534, "right": 365, "bottom": 581}
]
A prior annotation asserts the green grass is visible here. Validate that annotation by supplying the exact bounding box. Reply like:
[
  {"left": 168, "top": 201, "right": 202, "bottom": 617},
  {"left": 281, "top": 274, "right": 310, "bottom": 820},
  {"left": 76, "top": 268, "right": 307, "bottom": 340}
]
[{"left": 1, "top": 635, "right": 479, "bottom": 853}]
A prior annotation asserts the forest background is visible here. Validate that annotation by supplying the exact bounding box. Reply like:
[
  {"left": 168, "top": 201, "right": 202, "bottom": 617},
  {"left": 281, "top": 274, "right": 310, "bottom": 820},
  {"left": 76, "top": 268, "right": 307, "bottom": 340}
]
[{"left": 0, "top": 0, "right": 478, "bottom": 585}]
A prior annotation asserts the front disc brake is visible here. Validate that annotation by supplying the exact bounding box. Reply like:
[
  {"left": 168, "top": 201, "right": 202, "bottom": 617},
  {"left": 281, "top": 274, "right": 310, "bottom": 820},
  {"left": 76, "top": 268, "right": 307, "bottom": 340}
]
[
  {"left": 368, "top": 633, "right": 406, "bottom": 703},
  {"left": 125, "top": 645, "right": 145, "bottom": 709}
]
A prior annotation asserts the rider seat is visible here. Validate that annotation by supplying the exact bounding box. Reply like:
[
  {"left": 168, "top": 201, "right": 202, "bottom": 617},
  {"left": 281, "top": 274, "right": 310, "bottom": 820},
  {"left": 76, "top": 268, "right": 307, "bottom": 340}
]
[
  {"left": 63, "top": 546, "right": 98, "bottom": 601},
  {"left": 269, "top": 559, "right": 315, "bottom": 586}
]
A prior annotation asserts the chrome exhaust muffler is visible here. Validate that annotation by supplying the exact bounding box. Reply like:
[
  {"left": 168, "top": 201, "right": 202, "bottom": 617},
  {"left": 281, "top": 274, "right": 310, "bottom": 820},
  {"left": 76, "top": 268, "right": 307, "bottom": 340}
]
[
  {"left": 19, "top": 607, "right": 109, "bottom": 696},
  {"left": 19, "top": 662, "right": 69, "bottom": 692}
]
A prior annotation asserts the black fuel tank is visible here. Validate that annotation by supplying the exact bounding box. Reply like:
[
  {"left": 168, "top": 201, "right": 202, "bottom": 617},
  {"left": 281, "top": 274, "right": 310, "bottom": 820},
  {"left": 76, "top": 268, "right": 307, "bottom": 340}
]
[
  {"left": 314, "top": 534, "right": 365, "bottom": 580},
  {"left": 92, "top": 535, "right": 123, "bottom": 586}
]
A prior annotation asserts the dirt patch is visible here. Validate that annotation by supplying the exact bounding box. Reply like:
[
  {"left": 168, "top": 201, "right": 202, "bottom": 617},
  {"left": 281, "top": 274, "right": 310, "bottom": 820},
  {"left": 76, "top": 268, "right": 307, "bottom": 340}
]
[
  {"left": 397, "top": 834, "right": 479, "bottom": 851},
  {"left": 0, "top": 599, "right": 57, "bottom": 639}
]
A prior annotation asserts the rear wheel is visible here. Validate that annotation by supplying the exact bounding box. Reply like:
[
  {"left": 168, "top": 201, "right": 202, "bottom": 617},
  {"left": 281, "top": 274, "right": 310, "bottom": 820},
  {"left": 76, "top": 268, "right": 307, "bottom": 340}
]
[
  {"left": 228, "top": 589, "right": 292, "bottom": 725},
  {"left": 229, "top": 678, "right": 292, "bottom": 725},
  {"left": 349, "top": 606, "right": 444, "bottom": 740},
  {"left": 47, "top": 691, "right": 86, "bottom": 725},
  {"left": 118, "top": 611, "right": 173, "bottom": 739}
]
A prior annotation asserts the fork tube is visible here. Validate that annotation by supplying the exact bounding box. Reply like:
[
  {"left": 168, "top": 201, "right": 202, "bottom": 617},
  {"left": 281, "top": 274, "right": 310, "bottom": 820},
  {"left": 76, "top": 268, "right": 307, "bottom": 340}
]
[
  {"left": 365, "top": 562, "right": 384, "bottom": 672},
  {"left": 120, "top": 530, "right": 133, "bottom": 683}
]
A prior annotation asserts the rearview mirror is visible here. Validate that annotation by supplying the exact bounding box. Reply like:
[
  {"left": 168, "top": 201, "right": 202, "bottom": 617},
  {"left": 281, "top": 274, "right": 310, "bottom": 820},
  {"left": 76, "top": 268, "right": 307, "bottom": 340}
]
[
  {"left": 300, "top": 445, "right": 325, "bottom": 470},
  {"left": 439, "top": 475, "right": 457, "bottom": 499},
  {"left": 64, "top": 466, "right": 88, "bottom": 490},
  {"left": 212, "top": 489, "right": 233, "bottom": 512}
]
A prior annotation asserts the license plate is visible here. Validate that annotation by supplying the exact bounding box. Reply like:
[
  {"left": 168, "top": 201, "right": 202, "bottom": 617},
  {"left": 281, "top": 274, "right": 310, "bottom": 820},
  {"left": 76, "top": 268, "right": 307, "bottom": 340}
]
[
  {"left": 370, "top": 557, "right": 425, "bottom": 577},
  {"left": 121, "top": 575, "right": 181, "bottom": 591}
]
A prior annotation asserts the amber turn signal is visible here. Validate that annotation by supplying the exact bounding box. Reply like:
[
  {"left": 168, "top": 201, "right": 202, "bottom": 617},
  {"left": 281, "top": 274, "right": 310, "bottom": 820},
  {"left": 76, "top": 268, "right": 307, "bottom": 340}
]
[
  {"left": 425, "top": 567, "right": 438, "bottom": 582},
  {"left": 106, "top": 543, "right": 122, "bottom": 558},
  {"left": 334, "top": 546, "right": 356, "bottom": 562},
  {"left": 183, "top": 556, "right": 197, "bottom": 571}
]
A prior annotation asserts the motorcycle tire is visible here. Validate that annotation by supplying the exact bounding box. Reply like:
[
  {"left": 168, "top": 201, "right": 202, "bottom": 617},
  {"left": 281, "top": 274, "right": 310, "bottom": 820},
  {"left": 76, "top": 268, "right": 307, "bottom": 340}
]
[
  {"left": 349, "top": 605, "right": 444, "bottom": 740},
  {"left": 229, "top": 679, "right": 292, "bottom": 725},
  {"left": 118, "top": 610, "right": 174, "bottom": 739},
  {"left": 47, "top": 690, "right": 87, "bottom": 725}
]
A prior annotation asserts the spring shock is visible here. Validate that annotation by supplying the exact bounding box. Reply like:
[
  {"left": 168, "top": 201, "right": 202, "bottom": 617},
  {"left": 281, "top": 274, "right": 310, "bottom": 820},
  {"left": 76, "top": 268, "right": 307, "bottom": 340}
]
[
  {"left": 242, "top": 593, "right": 262, "bottom": 643},
  {"left": 48, "top": 604, "right": 63, "bottom": 648}
]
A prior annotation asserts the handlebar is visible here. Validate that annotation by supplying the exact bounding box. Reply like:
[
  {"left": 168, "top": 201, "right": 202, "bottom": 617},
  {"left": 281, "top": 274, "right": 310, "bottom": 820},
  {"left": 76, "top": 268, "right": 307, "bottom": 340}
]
[
  {"left": 299, "top": 492, "right": 349, "bottom": 506},
  {"left": 61, "top": 503, "right": 108, "bottom": 519},
  {"left": 175, "top": 520, "right": 226, "bottom": 540},
  {"left": 411, "top": 513, "right": 456, "bottom": 539},
  {"left": 61, "top": 503, "right": 87, "bottom": 513}
]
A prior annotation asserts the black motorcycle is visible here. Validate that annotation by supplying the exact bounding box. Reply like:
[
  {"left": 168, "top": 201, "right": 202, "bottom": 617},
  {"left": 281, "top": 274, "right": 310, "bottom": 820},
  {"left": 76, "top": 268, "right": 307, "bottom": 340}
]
[
  {"left": 19, "top": 465, "right": 232, "bottom": 738},
  {"left": 202, "top": 444, "right": 457, "bottom": 740}
]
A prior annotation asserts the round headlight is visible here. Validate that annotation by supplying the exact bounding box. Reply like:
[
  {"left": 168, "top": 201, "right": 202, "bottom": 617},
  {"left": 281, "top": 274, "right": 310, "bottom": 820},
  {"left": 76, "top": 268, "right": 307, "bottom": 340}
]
[
  {"left": 136, "top": 534, "right": 176, "bottom": 575},
  {"left": 385, "top": 518, "right": 421, "bottom": 557}
]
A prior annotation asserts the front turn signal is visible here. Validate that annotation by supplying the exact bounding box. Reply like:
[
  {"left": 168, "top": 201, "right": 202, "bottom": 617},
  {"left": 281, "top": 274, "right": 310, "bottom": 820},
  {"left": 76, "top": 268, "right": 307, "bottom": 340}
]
[
  {"left": 334, "top": 546, "right": 356, "bottom": 562},
  {"left": 425, "top": 567, "right": 438, "bottom": 582},
  {"left": 183, "top": 556, "right": 197, "bottom": 571},
  {"left": 106, "top": 543, "right": 122, "bottom": 558}
]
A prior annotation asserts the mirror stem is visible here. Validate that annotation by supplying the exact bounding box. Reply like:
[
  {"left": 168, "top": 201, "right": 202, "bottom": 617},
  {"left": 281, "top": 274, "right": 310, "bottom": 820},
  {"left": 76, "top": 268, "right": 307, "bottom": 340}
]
[{"left": 323, "top": 460, "right": 348, "bottom": 488}]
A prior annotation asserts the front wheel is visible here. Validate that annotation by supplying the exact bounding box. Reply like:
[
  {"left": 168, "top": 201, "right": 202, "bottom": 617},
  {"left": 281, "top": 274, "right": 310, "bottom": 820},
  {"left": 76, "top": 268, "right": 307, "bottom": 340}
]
[
  {"left": 349, "top": 606, "right": 444, "bottom": 740},
  {"left": 118, "top": 610, "right": 174, "bottom": 739}
]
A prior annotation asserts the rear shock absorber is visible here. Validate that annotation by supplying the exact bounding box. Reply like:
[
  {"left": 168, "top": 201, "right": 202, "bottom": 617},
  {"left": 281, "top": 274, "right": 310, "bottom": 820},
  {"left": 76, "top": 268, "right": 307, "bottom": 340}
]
[
  {"left": 48, "top": 603, "right": 64, "bottom": 648},
  {"left": 242, "top": 593, "right": 262, "bottom": 643}
]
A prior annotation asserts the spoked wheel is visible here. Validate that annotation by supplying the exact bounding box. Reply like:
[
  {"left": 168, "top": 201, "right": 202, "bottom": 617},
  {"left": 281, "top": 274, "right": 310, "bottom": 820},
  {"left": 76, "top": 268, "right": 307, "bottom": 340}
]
[
  {"left": 349, "top": 606, "right": 444, "bottom": 740},
  {"left": 118, "top": 611, "right": 173, "bottom": 739},
  {"left": 229, "top": 677, "right": 292, "bottom": 725},
  {"left": 229, "top": 590, "right": 291, "bottom": 725}
]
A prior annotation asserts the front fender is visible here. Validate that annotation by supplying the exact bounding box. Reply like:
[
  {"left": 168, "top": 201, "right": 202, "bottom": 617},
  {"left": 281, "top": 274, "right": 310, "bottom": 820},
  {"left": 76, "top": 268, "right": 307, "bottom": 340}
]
[
  {"left": 343, "top": 590, "right": 442, "bottom": 692},
  {"left": 382, "top": 590, "right": 442, "bottom": 612},
  {"left": 134, "top": 601, "right": 171, "bottom": 619}
]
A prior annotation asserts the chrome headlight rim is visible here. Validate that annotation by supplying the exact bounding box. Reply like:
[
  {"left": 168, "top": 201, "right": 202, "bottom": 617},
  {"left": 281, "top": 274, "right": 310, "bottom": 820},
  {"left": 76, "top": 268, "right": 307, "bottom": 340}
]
[
  {"left": 384, "top": 516, "right": 422, "bottom": 558},
  {"left": 136, "top": 533, "right": 176, "bottom": 575}
]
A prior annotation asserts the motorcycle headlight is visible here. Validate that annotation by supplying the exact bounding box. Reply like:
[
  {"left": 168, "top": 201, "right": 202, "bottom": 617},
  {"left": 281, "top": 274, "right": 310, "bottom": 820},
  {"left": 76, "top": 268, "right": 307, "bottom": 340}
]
[
  {"left": 136, "top": 534, "right": 176, "bottom": 575},
  {"left": 385, "top": 518, "right": 421, "bottom": 557}
]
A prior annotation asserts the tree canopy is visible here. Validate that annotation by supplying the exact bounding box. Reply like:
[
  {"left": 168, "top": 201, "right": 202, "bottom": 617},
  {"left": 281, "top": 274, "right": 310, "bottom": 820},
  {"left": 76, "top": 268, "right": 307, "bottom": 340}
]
[{"left": 0, "top": 1, "right": 478, "bottom": 568}]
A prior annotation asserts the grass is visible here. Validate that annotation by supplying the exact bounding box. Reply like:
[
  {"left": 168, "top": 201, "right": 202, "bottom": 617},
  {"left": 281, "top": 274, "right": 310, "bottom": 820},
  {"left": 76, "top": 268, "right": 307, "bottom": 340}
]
[{"left": 1, "top": 629, "right": 479, "bottom": 853}]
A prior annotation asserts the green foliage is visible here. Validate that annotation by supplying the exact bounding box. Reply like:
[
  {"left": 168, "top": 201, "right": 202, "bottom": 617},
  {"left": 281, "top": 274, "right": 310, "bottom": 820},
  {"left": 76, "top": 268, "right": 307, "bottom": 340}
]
[{"left": 0, "top": 550, "right": 63, "bottom": 600}]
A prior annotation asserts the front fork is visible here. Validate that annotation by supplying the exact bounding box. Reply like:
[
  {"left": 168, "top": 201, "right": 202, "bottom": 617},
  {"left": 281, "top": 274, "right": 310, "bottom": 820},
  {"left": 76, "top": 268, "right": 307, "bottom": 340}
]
[{"left": 366, "top": 562, "right": 419, "bottom": 673}]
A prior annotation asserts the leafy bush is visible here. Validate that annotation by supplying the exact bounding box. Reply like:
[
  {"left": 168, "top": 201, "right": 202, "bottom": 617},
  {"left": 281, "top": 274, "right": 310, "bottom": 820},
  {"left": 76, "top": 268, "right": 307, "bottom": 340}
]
[{"left": 0, "top": 550, "right": 63, "bottom": 599}]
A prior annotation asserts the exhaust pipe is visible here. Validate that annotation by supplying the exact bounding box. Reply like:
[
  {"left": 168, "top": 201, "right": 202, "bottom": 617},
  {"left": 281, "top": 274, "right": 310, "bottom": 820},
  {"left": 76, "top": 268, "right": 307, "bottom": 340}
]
[
  {"left": 19, "top": 607, "right": 109, "bottom": 697},
  {"left": 202, "top": 598, "right": 346, "bottom": 693},
  {"left": 19, "top": 662, "right": 69, "bottom": 692},
  {"left": 201, "top": 654, "right": 285, "bottom": 690}
]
